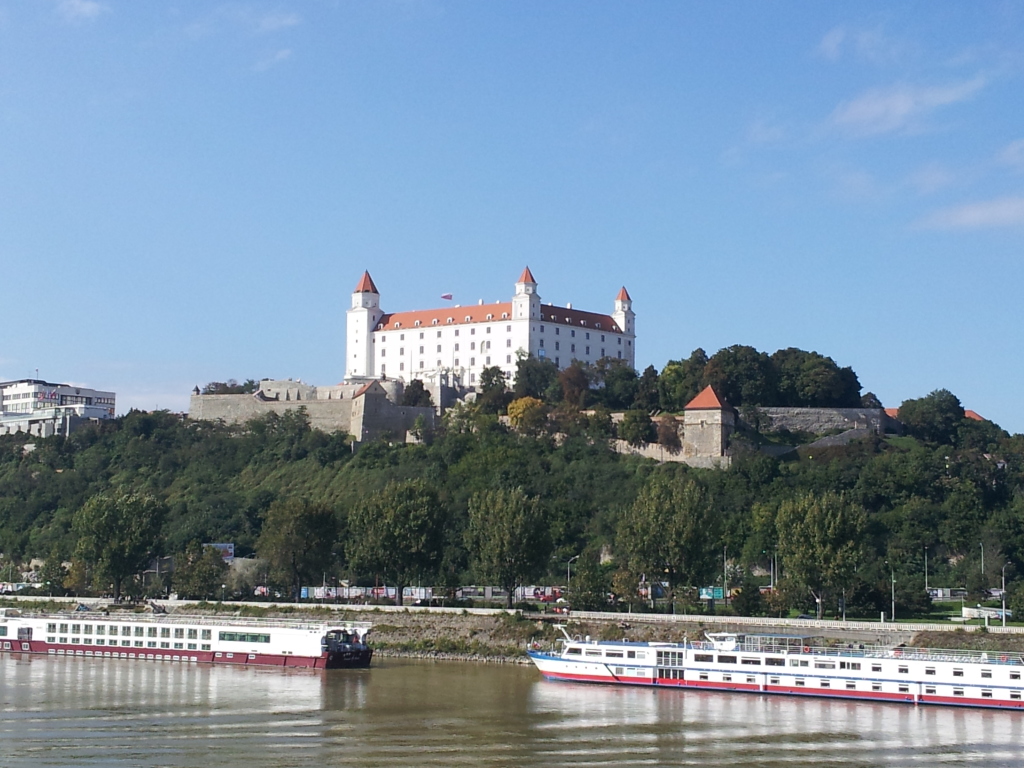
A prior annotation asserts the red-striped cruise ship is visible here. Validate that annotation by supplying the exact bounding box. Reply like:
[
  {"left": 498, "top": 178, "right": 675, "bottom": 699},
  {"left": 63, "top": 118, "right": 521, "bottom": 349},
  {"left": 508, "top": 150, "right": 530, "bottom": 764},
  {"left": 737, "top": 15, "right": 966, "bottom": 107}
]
[
  {"left": 528, "top": 629, "right": 1024, "bottom": 710},
  {"left": 0, "top": 608, "right": 371, "bottom": 669}
]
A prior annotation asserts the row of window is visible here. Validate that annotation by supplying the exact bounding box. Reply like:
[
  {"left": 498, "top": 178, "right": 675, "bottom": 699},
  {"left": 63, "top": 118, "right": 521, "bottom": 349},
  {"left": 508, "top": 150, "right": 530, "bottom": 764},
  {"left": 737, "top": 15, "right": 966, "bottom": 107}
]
[
  {"left": 690, "top": 653, "right": 1021, "bottom": 681},
  {"left": 380, "top": 325, "right": 513, "bottom": 336},
  {"left": 686, "top": 672, "right": 1022, "bottom": 699},
  {"left": 46, "top": 636, "right": 211, "bottom": 650},
  {"left": 46, "top": 623, "right": 210, "bottom": 640},
  {"left": 567, "top": 647, "right": 648, "bottom": 660},
  {"left": 218, "top": 632, "right": 271, "bottom": 643}
]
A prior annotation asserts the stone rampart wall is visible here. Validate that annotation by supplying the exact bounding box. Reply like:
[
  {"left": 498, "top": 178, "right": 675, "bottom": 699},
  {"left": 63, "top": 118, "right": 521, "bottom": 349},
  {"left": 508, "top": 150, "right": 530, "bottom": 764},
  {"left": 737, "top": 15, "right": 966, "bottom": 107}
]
[
  {"left": 189, "top": 395, "right": 355, "bottom": 435},
  {"left": 610, "top": 439, "right": 731, "bottom": 469},
  {"left": 746, "top": 407, "right": 895, "bottom": 435}
]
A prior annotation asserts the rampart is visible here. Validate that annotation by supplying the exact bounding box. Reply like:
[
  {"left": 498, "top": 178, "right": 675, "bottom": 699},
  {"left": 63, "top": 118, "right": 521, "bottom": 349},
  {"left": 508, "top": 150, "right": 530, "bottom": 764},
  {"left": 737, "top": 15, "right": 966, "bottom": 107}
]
[{"left": 741, "top": 407, "right": 898, "bottom": 435}]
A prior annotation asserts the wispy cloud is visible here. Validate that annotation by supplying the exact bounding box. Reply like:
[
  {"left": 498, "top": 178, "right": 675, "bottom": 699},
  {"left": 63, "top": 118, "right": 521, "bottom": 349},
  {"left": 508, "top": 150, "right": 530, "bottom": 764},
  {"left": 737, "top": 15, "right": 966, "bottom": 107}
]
[
  {"left": 254, "top": 48, "right": 292, "bottom": 72},
  {"left": 999, "top": 139, "right": 1024, "bottom": 170},
  {"left": 816, "top": 25, "right": 909, "bottom": 65},
  {"left": 917, "top": 196, "right": 1024, "bottom": 229},
  {"left": 57, "top": 0, "right": 108, "bottom": 22},
  {"left": 830, "top": 77, "right": 985, "bottom": 136},
  {"left": 906, "top": 163, "right": 955, "bottom": 195},
  {"left": 256, "top": 12, "right": 300, "bottom": 33},
  {"left": 817, "top": 27, "right": 846, "bottom": 61}
]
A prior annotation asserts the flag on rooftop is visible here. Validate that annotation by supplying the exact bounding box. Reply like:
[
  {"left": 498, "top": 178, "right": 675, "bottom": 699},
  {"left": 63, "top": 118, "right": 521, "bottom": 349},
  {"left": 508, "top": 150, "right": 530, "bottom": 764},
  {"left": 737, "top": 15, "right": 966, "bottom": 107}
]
[{"left": 440, "top": 293, "right": 453, "bottom": 301}]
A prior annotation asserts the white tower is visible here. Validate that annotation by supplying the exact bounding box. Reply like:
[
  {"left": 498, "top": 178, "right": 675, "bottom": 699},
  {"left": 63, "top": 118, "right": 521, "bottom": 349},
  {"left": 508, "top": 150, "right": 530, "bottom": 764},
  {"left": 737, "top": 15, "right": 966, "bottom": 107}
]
[
  {"left": 612, "top": 286, "right": 636, "bottom": 366},
  {"left": 346, "top": 271, "right": 383, "bottom": 379},
  {"left": 512, "top": 266, "right": 541, "bottom": 321}
]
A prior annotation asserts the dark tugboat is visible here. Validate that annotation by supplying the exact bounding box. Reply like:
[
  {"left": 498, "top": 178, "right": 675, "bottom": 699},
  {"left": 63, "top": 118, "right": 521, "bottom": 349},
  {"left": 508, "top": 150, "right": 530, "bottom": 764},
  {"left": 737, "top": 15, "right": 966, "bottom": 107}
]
[{"left": 321, "top": 626, "right": 373, "bottom": 669}]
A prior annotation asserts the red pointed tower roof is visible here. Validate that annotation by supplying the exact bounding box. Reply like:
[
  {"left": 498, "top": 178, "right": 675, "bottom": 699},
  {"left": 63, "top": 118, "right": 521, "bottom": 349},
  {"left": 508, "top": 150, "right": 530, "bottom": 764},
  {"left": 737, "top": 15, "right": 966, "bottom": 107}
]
[
  {"left": 354, "top": 271, "right": 379, "bottom": 293},
  {"left": 517, "top": 266, "right": 536, "bottom": 284},
  {"left": 616, "top": 286, "right": 631, "bottom": 301},
  {"left": 684, "top": 385, "right": 728, "bottom": 411}
]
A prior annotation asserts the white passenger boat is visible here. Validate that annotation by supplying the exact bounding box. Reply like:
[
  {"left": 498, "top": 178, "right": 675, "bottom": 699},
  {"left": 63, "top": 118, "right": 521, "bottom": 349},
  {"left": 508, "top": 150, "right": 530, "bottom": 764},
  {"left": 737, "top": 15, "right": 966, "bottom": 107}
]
[
  {"left": 528, "top": 629, "right": 1024, "bottom": 710},
  {"left": 0, "top": 608, "right": 372, "bottom": 669}
]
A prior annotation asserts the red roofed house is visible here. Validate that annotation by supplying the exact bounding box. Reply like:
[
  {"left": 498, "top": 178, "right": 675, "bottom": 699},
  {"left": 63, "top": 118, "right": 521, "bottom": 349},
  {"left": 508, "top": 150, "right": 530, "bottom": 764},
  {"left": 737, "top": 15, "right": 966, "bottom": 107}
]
[
  {"left": 681, "top": 385, "right": 735, "bottom": 460},
  {"left": 346, "top": 268, "right": 635, "bottom": 387}
]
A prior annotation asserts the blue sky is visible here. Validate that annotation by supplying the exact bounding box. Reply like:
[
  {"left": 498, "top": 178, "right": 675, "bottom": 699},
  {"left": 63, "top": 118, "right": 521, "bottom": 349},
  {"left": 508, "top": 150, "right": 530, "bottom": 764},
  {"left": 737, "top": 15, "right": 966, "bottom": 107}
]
[{"left": 1, "top": 2, "right": 1022, "bottom": 433}]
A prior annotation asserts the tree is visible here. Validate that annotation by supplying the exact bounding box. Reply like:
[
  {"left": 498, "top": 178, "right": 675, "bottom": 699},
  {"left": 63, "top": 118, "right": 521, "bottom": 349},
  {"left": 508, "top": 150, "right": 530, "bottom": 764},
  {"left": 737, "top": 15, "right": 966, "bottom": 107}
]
[
  {"left": 567, "top": 550, "right": 611, "bottom": 611},
  {"left": 898, "top": 389, "right": 965, "bottom": 445},
  {"left": 173, "top": 541, "right": 229, "bottom": 600},
  {"left": 861, "top": 392, "right": 883, "bottom": 409},
  {"left": 618, "top": 409, "right": 655, "bottom": 447},
  {"left": 255, "top": 498, "right": 337, "bottom": 601},
  {"left": 514, "top": 355, "right": 559, "bottom": 401},
  {"left": 775, "top": 491, "right": 865, "bottom": 619},
  {"left": 771, "top": 348, "right": 861, "bottom": 407},
  {"left": 202, "top": 379, "right": 259, "bottom": 394},
  {"left": 703, "top": 345, "right": 777, "bottom": 407},
  {"left": 732, "top": 573, "right": 767, "bottom": 616},
  {"left": 466, "top": 486, "right": 551, "bottom": 608},
  {"left": 617, "top": 474, "right": 718, "bottom": 608},
  {"left": 656, "top": 420, "right": 682, "bottom": 453},
  {"left": 347, "top": 479, "right": 446, "bottom": 606},
  {"left": 477, "top": 366, "right": 512, "bottom": 414},
  {"left": 593, "top": 358, "right": 637, "bottom": 410},
  {"left": 72, "top": 489, "right": 164, "bottom": 602},
  {"left": 558, "top": 361, "right": 591, "bottom": 409},
  {"left": 507, "top": 396, "right": 546, "bottom": 433},
  {"left": 658, "top": 349, "right": 707, "bottom": 411},
  {"left": 402, "top": 379, "right": 433, "bottom": 408}
]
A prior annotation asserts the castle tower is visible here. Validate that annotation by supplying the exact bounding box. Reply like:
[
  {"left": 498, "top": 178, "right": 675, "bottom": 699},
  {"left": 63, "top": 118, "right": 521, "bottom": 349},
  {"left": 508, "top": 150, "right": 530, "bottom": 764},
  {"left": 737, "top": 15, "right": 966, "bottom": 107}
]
[
  {"left": 681, "top": 385, "right": 735, "bottom": 459},
  {"left": 346, "top": 271, "right": 384, "bottom": 379},
  {"left": 511, "top": 266, "right": 541, "bottom": 321},
  {"left": 611, "top": 286, "right": 636, "bottom": 366}
]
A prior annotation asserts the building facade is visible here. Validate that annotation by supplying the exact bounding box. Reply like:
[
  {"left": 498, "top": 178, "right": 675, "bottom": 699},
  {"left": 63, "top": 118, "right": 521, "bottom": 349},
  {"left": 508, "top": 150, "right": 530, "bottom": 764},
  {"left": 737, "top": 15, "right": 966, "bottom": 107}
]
[
  {"left": 0, "top": 379, "right": 116, "bottom": 436},
  {"left": 346, "top": 268, "right": 635, "bottom": 386}
]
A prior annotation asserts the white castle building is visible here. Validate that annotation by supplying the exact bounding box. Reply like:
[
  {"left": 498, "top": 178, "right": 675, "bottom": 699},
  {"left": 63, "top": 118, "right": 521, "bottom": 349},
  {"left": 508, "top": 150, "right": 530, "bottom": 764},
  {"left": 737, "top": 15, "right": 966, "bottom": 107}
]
[{"left": 346, "top": 268, "right": 635, "bottom": 387}]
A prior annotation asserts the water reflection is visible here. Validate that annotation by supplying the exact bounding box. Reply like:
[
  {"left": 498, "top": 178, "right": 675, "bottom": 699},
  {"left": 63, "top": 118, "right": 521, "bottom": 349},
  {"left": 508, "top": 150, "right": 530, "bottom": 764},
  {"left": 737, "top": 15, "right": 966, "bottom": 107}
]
[{"left": 1, "top": 654, "right": 1023, "bottom": 767}]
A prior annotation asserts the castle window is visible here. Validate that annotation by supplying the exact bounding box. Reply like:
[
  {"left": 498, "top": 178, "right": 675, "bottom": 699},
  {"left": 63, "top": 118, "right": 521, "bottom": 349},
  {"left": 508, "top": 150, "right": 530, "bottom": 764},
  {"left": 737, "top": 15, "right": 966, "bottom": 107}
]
[
  {"left": 414, "top": 321, "right": 420, "bottom": 327},
  {"left": 380, "top": 365, "right": 385, "bottom": 374},
  {"left": 437, "top": 360, "right": 442, "bottom": 367},
  {"left": 470, "top": 358, "right": 475, "bottom": 366},
  {"left": 381, "top": 336, "right": 386, "bottom": 342},
  {"left": 601, "top": 334, "right": 605, "bottom": 342},
  {"left": 506, "top": 339, "right": 511, "bottom": 347},
  {"left": 436, "top": 345, "right": 441, "bottom": 353},
  {"left": 581, "top": 321, "right": 586, "bottom": 327},
  {"left": 471, "top": 342, "right": 476, "bottom": 350},
  {"left": 465, "top": 316, "right": 471, "bottom": 322},
  {"left": 381, "top": 349, "right": 386, "bottom": 358},
  {"left": 400, "top": 363, "right": 405, "bottom": 371},
  {"left": 437, "top": 331, "right": 441, "bottom": 338},
  {"left": 617, "top": 351, "right": 622, "bottom": 359},
  {"left": 419, "top": 346, "right": 424, "bottom": 354},
  {"left": 540, "top": 325, "right": 544, "bottom": 333},
  {"left": 486, "top": 314, "right": 492, "bottom": 320},
  {"left": 400, "top": 334, "right": 405, "bottom": 340},
  {"left": 628, "top": 340, "right": 631, "bottom": 347},
  {"left": 432, "top": 319, "right": 437, "bottom": 325},
  {"left": 454, "top": 358, "right": 459, "bottom": 366},
  {"left": 571, "top": 344, "right": 576, "bottom": 353},
  {"left": 553, "top": 341, "right": 557, "bottom": 350},
  {"left": 506, "top": 355, "right": 511, "bottom": 364},
  {"left": 502, "top": 314, "right": 508, "bottom": 320},
  {"left": 400, "top": 347, "right": 404, "bottom": 355},
  {"left": 394, "top": 323, "right": 401, "bottom": 328},
  {"left": 447, "top": 318, "right": 453, "bottom": 323},
  {"left": 506, "top": 325, "right": 511, "bottom": 332},
  {"left": 455, "top": 330, "right": 459, "bottom": 336},
  {"left": 585, "top": 346, "right": 590, "bottom": 355},
  {"left": 486, "top": 326, "right": 491, "bottom": 333},
  {"left": 601, "top": 348, "right": 605, "bottom": 357},
  {"left": 555, "top": 328, "right": 560, "bottom": 335},
  {"left": 618, "top": 338, "right": 622, "bottom": 345},
  {"left": 586, "top": 332, "right": 590, "bottom": 339},
  {"left": 486, "top": 357, "right": 490, "bottom": 364},
  {"left": 539, "top": 339, "right": 545, "bottom": 348},
  {"left": 419, "top": 332, "right": 424, "bottom": 339},
  {"left": 596, "top": 323, "right": 602, "bottom": 329},
  {"left": 419, "top": 361, "right": 424, "bottom": 368},
  {"left": 571, "top": 330, "right": 576, "bottom": 337},
  {"left": 470, "top": 328, "right": 476, "bottom": 335},
  {"left": 555, "top": 357, "right": 559, "bottom": 366},
  {"left": 454, "top": 343, "right": 459, "bottom": 351}
]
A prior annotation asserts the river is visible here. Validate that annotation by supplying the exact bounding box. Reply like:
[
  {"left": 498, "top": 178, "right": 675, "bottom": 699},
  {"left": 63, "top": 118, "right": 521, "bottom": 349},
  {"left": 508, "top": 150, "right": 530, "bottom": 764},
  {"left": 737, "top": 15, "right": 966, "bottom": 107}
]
[{"left": 2, "top": 654, "right": 1024, "bottom": 767}]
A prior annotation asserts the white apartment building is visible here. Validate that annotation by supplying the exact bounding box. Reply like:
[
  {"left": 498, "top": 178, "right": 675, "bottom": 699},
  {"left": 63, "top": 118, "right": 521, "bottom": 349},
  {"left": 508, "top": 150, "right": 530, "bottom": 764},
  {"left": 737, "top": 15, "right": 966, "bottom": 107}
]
[
  {"left": 0, "top": 379, "right": 116, "bottom": 436},
  {"left": 346, "top": 268, "right": 635, "bottom": 387}
]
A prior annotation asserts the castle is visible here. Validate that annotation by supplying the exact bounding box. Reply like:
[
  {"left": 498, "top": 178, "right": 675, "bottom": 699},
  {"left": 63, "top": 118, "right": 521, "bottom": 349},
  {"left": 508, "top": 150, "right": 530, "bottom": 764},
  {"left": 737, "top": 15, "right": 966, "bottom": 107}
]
[{"left": 346, "top": 268, "right": 635, "bottom": 388}]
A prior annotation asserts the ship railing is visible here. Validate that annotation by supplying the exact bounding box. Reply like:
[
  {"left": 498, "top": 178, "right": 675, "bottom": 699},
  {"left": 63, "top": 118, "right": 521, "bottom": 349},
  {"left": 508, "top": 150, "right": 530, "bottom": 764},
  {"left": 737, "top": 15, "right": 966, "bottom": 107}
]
[
  {"left": 12, "top": 611, "right": 366, "bottom": 632},
  {"left": 686, "top": 640, "right": 1023, "bottom": 665}
]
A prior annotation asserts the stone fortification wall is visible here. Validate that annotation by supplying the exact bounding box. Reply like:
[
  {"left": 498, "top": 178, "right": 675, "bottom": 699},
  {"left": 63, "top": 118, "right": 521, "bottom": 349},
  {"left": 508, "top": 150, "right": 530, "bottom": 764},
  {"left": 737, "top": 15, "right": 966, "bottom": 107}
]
[
  {"left": 188, "top": 394, "right": 355, "bottom": 435},
  {"left": 744, "top": 407, "right": 896, "bottom": 435},
  {"left": 350, "top": 391, "right": 434, "bottom": 442},
  {"left": 610, "top": 439, "right": 731, "bottom": 468}
]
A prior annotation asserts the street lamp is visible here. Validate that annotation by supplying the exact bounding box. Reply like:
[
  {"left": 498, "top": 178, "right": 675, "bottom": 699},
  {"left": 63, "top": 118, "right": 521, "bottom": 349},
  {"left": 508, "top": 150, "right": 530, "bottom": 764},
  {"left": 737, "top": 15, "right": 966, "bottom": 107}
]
[
  {"left": 1002, "top": 564, "right": 1010, "bottom": 628},
  {"left": 566, "top": 555, "right": 580, "bottom": 590},
  {"left": 884, "top": 561, "right": 895, "bottom": 623},
  {"left": 980, "top": 542, "right": 985, "bottom": 579},
  {"left": 924, "top": 546, "right": 929, "bottom": 594},
  {"left": 221, "top": 583, "right": 226, "bottom": 603}
]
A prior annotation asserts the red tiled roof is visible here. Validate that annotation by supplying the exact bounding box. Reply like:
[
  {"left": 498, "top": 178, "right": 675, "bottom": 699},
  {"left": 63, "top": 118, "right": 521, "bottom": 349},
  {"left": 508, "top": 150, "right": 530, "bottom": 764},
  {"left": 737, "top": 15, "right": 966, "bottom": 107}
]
[
  {"left": 517, "top": 266, "right": 536, "bottom": 284},
  {"left": 377, "top": 302, "right": 621, "bottom": 333},
  {"left": 354, "top": 271, "right": 378, "bottom": 293},
  {"left": 685, "top": 385, "right": 728, "bottom": 410},
  {"left": 616, "top": 286, "right": 631, "bottom": 301},
  {"left": 884, "top": 408, "right": 899, "bottom": 419},
  {"left": 964, "top": 409, "right": 984, "bottom": 421}
]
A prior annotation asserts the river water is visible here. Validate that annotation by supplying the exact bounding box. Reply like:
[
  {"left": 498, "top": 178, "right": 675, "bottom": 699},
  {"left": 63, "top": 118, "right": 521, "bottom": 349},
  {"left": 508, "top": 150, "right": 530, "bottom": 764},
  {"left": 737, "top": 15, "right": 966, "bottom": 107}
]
[{"left": 2, "top": 654, "right": 1024, "bottom": 767}]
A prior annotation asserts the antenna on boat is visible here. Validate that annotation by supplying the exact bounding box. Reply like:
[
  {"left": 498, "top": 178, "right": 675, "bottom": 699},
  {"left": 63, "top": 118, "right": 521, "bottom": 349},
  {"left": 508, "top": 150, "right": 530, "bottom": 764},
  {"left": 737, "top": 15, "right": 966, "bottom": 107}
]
[{"left": 553, "top": 624, "right": 573, "bottom": 642}]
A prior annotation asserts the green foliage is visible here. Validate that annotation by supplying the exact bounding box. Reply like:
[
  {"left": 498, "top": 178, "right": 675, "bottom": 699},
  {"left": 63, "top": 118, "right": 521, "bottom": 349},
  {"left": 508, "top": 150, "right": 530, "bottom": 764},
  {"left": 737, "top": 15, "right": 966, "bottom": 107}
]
[
  {"left": 619, "top": 410, "right": 655, "bottom": 447},
  {"left": 402, "top": 379, "right": 433, "bottom": 408},
  {"left": 592, "top": 358, "right": 638, "bottom": 410},
  {"left": 466, "top": 487, "right": 551, "bottom": 608},
  {"left": 255, "top": 498, "right": 337, "bottom": 600},
  {"left": 568, "top": 551, "right": 612, "bottom": 611},
  {"left": 513, "top": 355, "right": 559, "bottom": 401},
  {"left": 898, "top": 389, "right": 965, "bottom": 445},
  {"left": 659, "top": 348, "right": 708, "bottom": 411},
  {"left": 172, "top": 541, "right": 229, "bottom": 600},
  {"left": 348, "top": 479, "right": 446, "bottom": 605},
  {"left": 72, "top": 488, "right": 164, "bottom": 601},
  {"left": 202, "top": 379, "right": 259, "bottom": 395},
  {"left": 476, "top": 366, "right": 512, "bottom": 414}
]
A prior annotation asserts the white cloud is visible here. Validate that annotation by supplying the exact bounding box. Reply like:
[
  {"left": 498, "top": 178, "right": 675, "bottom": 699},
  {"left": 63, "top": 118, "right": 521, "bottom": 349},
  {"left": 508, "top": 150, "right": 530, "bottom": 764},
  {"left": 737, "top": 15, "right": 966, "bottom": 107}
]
[
  {"left": 254, "top": 48, "right": 292, "bottom": 72},
  {"left": 57, "top": 0, "right": 108, "bottom": 22},
  {"left": 817, "top": 27, "right": 845, "bottom": 61},
  {"left": 830, "top": 77, "right": 985, "bottom": 136},
  {"left": 906, "top": 163, "right": 955, "bottom": 195},
  {"left": 917, "top": 196, "right": 1024, "bottom": 229},
  {"left": 257, "top": 13, "right": 300, "bottom": 33},
  {"left": 816, "top": 25, "right": 908, "bottom": 64},
  {"left": 999, "top": 139, "right": 1024, "bottom": 170}
]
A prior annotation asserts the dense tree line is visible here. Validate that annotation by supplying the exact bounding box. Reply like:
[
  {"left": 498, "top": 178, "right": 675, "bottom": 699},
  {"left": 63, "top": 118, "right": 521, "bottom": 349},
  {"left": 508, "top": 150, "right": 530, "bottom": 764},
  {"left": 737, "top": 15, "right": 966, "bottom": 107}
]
[{"left": 1, "top": 355, "right": 1023, "bottom": 620}]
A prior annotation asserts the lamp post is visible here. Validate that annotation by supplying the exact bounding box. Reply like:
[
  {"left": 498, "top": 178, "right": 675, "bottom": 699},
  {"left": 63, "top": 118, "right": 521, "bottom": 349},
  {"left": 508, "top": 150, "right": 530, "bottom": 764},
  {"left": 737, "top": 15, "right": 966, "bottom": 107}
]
[
  {"left": 885, "top": 562, "right": 895, "bottom": 623},
  {"left": 980, "top": 542, "right": 985, "bottom": 580},
  {"left": 924, "top": 546, "right": 929, "bottom": 594},
  {"left": 566, "top": 555, "right": 580, "bottom": 591},
  {"left": 221, "top": 583, "right": 226, "bottom": 603},
  {"left": 1002, "top": 564, "right": 1010, "bottom": 628}
]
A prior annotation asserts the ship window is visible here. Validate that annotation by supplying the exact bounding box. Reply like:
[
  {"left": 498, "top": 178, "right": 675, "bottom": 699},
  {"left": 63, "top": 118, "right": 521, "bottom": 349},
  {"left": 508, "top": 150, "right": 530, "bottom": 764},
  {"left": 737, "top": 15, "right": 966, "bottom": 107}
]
[
  {"left": 872, "top": 682, "right": 882, "bottom": 692},
  {"left": 953, "top": 688, "right": 964, "bottom": 697},
  {"left": 95, "top": 639, "right": 103, "bottom": 646},
  {"left": 47, "top": 637, "right": 55, "bottom": 644},
  {"left": 122, "top": 640, "right": 131, "bottom": 647},
  {"left": 770, "top": 677, "right": 780, "bottom": 685},
  {"left": 174, "top": 643, "right": 183, "bottom": 650},
  {"left": 134, "top": 641, "right": 143, "bottom": 647},
  {"left": 925, "top": 686, "right": 936, "bottom": 695},
  {"left": 59, "top": 637, "right": 67, "bottom": 644},
  {"left": 218, "top": 632, "right": 270, "bottom": 644},
  {"left": 161, "top": 628, "right": 170, "bottom": 638},
  {"left": 635, "top": 652, "right": 646, "bottom": 660},
  {"left": 742, "top": 658, "right": 761, "bottom": 665},
  {"left": 160, "top": 642, "right": 170, "bottom": 649},
  {"left": 188, "top": 629, "right": 198, "bottom": 639},
  {"left": 717, "top": 655, "right": 737, "bottom": 664},
  {"left": 795, "top": 679, "right": 805, "bottom": 687},
  {"left": 605, "top": 651, "right": 623, "bottom": 658},
  {"left": 71, "top": 624, "right": 80, "bottom": 634},
  {"left": 147, "top": 641, "right": 157, "bottom": 648},
  {"left": 83, "top": 625, "right": 92, "bottom": 634},
  {"left": 840, "top": 661, "right": 861, "bottom": 670},
  {"left": 615, "top": 667, "right": 624, "bottom": 676},
  {"left": 201, "top": 644, "right": 211, "bottom": 651},
  {"left": 925, "top": 667, "right": 936, "bottom": 675},
  {"left": 898, "top": 666, "right": 908, "bottom": 674},
  {"left": 814, "top": 661, "right": 835, "bottom": 669},
  {"left": 585, "top": 649, "right": 602, "bottom": 657},
  {"left": 981, "top": 670, "right": 992, "bottom": 678},
  {"left": 699, "top": 673, "right": 709, "bottom": 681},
  {"left": 746, "top": 676, "right": 756, "bottom": 684},
  {"left": 71, "top": 637, "right": 79, "bottom": 644},
  {"left": 694, "top": 653, "right": 713, "bottom": 663},
  {"left": 871, "top": 664, "right": 882, "bottom": 673},
  {"left": 47, "top": 623, "right": 56, "bottom": 633},
  {"left": 898, "top": 685, "right": 910, "bottom": 694},
  {"left": 148, "top": 627, "right": 157, "bottom": 638},
  {"left": 174, "top": 628, "right": 184, "bottom": 639},
  {"left": 201, "top": 630, "right": 212, "bottom": 640},
  {"left": 566, "top": 648, "right": 581, "bottom": 655},
  {"left": 627, "top": 650, "right": 636, "bottom": 659},
  {"left": 981, "top": 690, "right": 993, "bottom": 698},
  {"left": 766, "top": 657, "right": 784, "bottom": 666},
  {"left": 113, "top": 626, "right": 121, "bottom": 635},
  {"left": 820, "top": 680, "right": 830, "bottom": 688},
  {"left": 1011, "top": 692, "right": 1021, "bottom": 700},
  {"left": 722, "top": 674, "right": 732, "bottom": 682},
  {"left": 953, "top": 668, "right": 964, "bottom": 677},
  {"left": 59, "top": 624, "right": 68, "bottom": 633},
  {"left": 188, "top": 643, "right": 197, "bottom": 650},
  {"left": 135, "top": 627, "right": 144, "bottom": 637},
  {"left": 790, "top": 659, "right": 809, "bottom": 667},
  {"left": 1011, "top": 671, "right": 1021, "bottom": 680},
  {"left": 846, "top": 681, "right": 856, "bottom": 690}
]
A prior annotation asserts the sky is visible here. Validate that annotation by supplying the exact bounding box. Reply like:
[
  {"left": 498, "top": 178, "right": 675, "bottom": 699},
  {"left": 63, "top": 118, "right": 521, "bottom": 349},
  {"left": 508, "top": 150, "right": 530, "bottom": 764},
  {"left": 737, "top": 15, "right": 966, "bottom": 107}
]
[{"left": 1, "top": 2, "right": 1022, "bottom": 433}]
